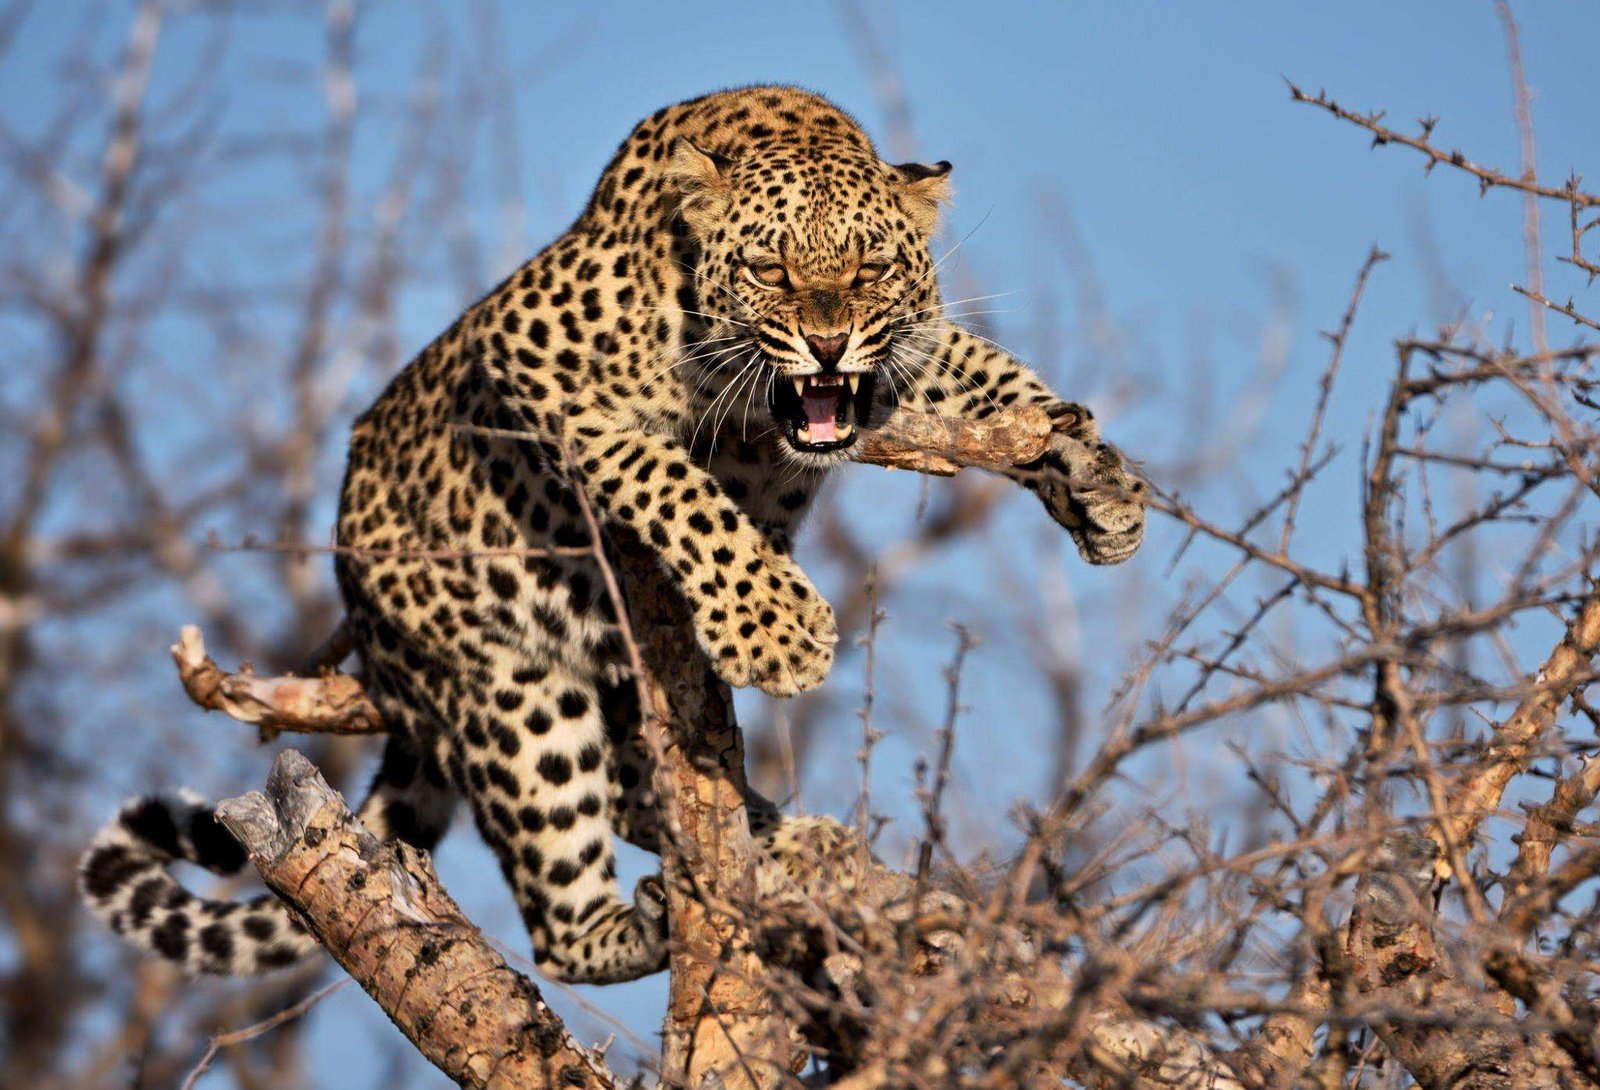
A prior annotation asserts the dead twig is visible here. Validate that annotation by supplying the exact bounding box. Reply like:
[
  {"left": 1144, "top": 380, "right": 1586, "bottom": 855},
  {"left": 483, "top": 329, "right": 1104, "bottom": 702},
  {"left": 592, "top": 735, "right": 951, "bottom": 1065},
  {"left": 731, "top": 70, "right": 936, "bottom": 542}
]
[
  {"left": 171, "top": 625, "right": 385, "bottom": 737},
  {"left": 179, "top": 979, "right": 350, "bottom": 1090}
]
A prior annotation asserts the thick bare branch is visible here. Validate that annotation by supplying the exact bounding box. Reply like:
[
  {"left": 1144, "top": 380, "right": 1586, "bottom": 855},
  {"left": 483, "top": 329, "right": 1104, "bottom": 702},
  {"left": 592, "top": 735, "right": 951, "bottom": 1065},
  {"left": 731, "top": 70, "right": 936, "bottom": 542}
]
[
  {"left": 1347, "top": 834, "right": 1588, "bottom": 1089},
  {"left": 1436, "top": 591, "right": 1600, "bottom": 855},
  {"left": 852, "top": 404, "right": 1053, "bottom": 476},
  {"left": 214, "top": 750, "right": 616, "bottom": 1090},
  {"left": 1502, "top": 753, "right": 1600, "bottom": 923}
]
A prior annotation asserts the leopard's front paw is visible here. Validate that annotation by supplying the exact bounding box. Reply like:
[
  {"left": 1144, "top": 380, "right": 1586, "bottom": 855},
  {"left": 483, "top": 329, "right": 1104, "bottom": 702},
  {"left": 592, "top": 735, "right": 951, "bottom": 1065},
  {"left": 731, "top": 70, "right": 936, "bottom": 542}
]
[
  {"left": 1028, "top": 404, "right": 1146, "bottom": 565},
  {"left": 697, "top": 554, "right": 837, "bottom": 697}
]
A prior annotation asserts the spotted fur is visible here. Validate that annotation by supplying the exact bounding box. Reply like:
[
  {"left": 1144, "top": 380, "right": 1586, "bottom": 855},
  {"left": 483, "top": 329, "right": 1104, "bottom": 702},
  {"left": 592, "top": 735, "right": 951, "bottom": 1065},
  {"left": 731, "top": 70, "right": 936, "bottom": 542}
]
[{"left": 81, "top": 86, "right": 1143, "bottom": 985}]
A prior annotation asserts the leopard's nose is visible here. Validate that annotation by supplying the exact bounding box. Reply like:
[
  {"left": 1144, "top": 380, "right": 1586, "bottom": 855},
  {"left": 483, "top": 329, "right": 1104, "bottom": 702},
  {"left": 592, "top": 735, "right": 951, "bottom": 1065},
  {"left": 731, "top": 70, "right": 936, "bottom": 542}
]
[{"left": 804, "top": 332, "right": 849, "bottom": 370}]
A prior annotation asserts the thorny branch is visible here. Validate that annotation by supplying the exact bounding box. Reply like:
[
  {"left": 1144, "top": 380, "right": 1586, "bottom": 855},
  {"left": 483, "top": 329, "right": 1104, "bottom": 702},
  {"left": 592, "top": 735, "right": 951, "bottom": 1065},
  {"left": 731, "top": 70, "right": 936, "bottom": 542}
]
[{"left": 1288, "top": 72, "right": 1600, "bottom": 329}]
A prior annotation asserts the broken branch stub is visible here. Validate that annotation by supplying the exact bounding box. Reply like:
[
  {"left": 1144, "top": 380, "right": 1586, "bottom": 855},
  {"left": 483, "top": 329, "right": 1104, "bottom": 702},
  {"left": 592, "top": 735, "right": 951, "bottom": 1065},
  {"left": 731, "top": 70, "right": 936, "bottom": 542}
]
[
  {"left": 214, "top": 750, "right": 615, "bottom": 1090},
  {"left": 171, "top": 624, "right": 384, "bottom": 737}
]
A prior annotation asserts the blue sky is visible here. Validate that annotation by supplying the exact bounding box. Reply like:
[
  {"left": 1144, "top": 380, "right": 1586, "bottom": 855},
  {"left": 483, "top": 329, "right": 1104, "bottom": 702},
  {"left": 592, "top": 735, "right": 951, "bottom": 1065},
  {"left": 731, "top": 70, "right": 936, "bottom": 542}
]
[{"left": 7, "top": 1, "right": 1600, "bottom": 1085}]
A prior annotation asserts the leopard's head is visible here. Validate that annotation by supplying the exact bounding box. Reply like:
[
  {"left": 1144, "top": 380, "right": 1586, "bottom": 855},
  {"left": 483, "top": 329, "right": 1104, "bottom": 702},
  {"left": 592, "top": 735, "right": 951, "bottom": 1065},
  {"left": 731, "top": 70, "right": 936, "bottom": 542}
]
[{"left": 667, "top": 135, "right": 951, "bottom": 464}]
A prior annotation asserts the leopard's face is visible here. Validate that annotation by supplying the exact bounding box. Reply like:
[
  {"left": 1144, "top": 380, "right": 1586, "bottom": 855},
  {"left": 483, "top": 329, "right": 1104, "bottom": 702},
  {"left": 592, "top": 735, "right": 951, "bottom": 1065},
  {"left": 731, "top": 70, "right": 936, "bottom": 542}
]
[{"left": 669, "top": 137, "right": 952, "bottom": 466}]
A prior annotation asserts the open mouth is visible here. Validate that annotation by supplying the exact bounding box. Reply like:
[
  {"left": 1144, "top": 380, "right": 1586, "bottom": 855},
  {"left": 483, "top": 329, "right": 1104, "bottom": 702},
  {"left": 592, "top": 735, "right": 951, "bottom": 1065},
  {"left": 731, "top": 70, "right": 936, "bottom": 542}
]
[{"left": 769, "top": 372, "right": 876, "bottom": 452}]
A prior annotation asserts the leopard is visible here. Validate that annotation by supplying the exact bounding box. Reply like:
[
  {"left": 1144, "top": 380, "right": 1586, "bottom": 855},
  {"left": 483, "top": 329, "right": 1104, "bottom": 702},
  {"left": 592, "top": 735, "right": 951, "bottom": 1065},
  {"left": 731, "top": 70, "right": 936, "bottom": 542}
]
[{"left": 80, "top": 86, "right": 1145, "bottom": 985}]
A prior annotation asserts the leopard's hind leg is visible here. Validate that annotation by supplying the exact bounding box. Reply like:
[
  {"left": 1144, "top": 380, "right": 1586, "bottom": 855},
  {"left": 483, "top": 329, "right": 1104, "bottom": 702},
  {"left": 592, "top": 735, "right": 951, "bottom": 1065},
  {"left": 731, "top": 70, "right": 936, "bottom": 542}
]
[{"left": 432, "top": 644, "right": 668, "bottom": 984}]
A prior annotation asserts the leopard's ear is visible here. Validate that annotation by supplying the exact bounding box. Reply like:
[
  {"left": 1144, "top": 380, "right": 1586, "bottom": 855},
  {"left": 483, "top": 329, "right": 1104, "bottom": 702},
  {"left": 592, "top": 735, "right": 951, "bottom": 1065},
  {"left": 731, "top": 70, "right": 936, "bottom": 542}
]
[
  {"left": 889, "top": 160, "right": 953, "bottom": 232},
  {"left": 666, "top": 138, "right": 733, "bottom": 235}
]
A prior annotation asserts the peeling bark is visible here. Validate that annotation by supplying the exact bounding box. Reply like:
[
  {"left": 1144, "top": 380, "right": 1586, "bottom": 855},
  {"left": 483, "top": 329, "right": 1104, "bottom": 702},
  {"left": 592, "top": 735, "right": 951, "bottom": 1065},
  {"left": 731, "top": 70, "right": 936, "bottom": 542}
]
[
  {"left": 853, "top": 405, "right": 1053, "bottom": 476},
  {"left": 214, "top": 751, "right": 616, "bottom": 1090}
]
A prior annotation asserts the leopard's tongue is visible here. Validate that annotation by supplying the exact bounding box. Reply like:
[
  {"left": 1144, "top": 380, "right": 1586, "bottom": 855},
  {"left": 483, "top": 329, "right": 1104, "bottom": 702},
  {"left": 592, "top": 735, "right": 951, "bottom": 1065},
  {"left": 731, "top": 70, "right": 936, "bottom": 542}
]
[{"left": 801, "top": 392, "right": 840, "bottom": 442}]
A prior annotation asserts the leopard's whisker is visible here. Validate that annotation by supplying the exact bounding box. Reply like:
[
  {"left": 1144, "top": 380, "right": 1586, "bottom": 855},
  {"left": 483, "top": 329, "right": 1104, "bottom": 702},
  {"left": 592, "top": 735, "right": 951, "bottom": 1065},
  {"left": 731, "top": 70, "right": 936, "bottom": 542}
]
[
  {"left": 883, "top": 346, "right": 920, "bottom": 402},
  {"left": 894, "top": 290, "right": 1020, "bottom": 324},
  {"left": 909, "top": 322, "right": 1023, "bottom": 374},
  {"left": 892, "top": 335, "right": 1007, "bottom": 417},
  {"left": 880, "top": 345, "right": 914, "bottom": 399},
  {"left": 721, "top": 360, "right": 764, "bottom": 445},
  {"left": 689, "top": 347, "right": 762, "bottom": 457},
  {"left": 897, "top": 308, "right": 1017, "bottom": 328},
  {"left": 882, "top": 210, "right": 992, "bottom": 314},
  {"left": 740, "top": 353, "right": 770, "bottom": 440},
  {"left": 637, "top": 338, "right": 745, "bottom": 390},
  {"left": 706, "top": 352, "right": 760, "bottom": 446}
]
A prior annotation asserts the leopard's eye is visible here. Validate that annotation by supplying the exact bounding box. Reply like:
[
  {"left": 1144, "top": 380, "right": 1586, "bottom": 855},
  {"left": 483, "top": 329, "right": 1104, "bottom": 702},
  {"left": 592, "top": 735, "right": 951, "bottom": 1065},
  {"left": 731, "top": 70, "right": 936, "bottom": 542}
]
[
  {"left": 745, "top": 263, "right": 791, "bottom": 290},
  {"left": 853, "top": 262, "right": 891, "bottom": 286}
]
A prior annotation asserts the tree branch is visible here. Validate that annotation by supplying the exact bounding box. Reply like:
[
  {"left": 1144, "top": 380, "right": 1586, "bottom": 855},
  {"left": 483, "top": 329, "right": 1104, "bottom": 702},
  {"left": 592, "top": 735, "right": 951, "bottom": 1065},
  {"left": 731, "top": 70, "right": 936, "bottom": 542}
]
[
  {"left": 167, "top": 405, "right": 1064, "bottom": 746},
  {"left": 1346, "top": 833, "right": 1588, "bottom": 1089},
  {"left": 172, "top": 625, "right": 383, "bottom": 738},
  {"left": 214, "top": 750, "right": 617, "bottom": 1090},
  {"left": 1436, "top": 590, "right": 1600, "bottom": 856},
  {"left": 851, "top": 404, "right": 1052, "bottom": 476}
]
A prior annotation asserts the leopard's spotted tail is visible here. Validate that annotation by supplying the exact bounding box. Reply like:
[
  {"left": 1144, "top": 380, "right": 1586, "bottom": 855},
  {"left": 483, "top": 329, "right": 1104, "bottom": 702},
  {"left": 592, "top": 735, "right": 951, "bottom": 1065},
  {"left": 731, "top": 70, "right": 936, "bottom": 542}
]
[
  {"left": 80, "top": 737, "right": 457, "bottom": 976},
  {"left": 78, "top": 793, "right": 321, "bottom": 975}
]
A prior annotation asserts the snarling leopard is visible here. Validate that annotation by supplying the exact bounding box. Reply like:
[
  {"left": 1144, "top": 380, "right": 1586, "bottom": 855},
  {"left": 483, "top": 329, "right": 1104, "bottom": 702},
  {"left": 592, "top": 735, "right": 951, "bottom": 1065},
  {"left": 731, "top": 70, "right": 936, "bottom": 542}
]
[{"left": 81, "top": 86, "right": 1145, "bottom": 985}]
